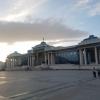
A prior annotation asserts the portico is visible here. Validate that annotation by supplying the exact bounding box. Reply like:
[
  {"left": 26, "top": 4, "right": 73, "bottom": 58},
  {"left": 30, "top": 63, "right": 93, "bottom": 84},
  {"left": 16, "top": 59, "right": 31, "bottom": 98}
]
[
  {"left": 27, "top": 41, "right": 56, "bottom": 68},
  {"left": 79, "top": 47, "right": 99, "bottom": 65},
  {"left": 6, "top": 51, "right": 22, "bottom": 69},
  {"left": 78, "top": 35, "right": 100, "bottom": 65}
]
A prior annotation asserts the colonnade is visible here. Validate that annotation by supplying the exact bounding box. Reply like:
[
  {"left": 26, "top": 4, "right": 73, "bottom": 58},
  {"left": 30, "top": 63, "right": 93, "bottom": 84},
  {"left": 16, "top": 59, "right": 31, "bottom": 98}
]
[
  {"left": 28, "top": 55, "right": 34, "bottom": 67},
  {"left": 6, "top": 57, "right": 21, "bottom": 68},
  {"left": 28, "top": 52, "right": 55, "bottom": 67},
  {"left": 46, "top": 52, "right": 55, "bottom": 65},
  {"left": 79, "top": 46, "right": 100, "bottom": 65}
]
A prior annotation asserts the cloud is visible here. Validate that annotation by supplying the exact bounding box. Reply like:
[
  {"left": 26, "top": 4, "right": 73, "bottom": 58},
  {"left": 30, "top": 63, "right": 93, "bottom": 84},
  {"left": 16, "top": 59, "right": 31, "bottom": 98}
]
[
  {"left": 75, "top": 0, "right": 90, "bottom": 7},
  {"left": 89, "top": 3, "right": 100, "bottom": 16},
  {"left": 0, "top": 0, "right": 100, "bottom": 23},
  {"left": 0, "top": 19, "right": 88, "bottom": 43},
  {"left": 0, "top": 0, "right": 47, "bottom": 22},
  {"left": 73, "top": 0, "right": 100, "bottom": 17},
  {"left": 47, "top": 39, "right": 81, "bottom": 47},
  {"left": 72, "top": 0, "right": 91, "bottom": 11}
]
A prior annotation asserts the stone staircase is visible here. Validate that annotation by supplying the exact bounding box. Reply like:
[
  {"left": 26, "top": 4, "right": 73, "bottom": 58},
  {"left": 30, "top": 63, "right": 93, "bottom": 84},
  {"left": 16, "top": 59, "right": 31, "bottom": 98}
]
[{"left": 49, "top": 64, "right": 100, "bottom": 70}]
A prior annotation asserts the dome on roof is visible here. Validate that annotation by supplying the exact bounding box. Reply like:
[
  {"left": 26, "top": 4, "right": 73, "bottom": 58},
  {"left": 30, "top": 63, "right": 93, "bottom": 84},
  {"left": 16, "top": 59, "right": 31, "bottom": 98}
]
[
  {"left": 41, "top": 41, "right": 47, "bottom": 45},
  {"left": 79, "top": 35, "right": 100, "bottom": 45},
  {"left": 7, "top": 51, "right": 21, "bottom": 58},
  {"left": 32, "top": 41, "right": 55, "bottom": 51},
  {"left": 33, "top": 41, "right": 49, "bottom": 49}
]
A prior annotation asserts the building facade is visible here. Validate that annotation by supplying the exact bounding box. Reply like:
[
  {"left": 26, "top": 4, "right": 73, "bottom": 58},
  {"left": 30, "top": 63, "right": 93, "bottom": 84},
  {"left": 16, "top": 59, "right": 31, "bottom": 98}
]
[
  {"left": 78, "top": 35, "right": 100, "bottom": 65},
  {"left": 6, "top": 51, "right": 28, "bottom": 70},
  {"left": 6, "top": 35, "right": 100, "bottom": 70}
]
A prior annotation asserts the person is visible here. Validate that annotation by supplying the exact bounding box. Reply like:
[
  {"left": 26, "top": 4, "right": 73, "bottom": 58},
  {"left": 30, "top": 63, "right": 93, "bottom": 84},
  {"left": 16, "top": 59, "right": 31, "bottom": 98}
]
[
  {"left": 97, "top": 69, "right": 100, "bottom": 78},
  {"left": 93, "top": 67, "right": 96, "bottom": 78}
]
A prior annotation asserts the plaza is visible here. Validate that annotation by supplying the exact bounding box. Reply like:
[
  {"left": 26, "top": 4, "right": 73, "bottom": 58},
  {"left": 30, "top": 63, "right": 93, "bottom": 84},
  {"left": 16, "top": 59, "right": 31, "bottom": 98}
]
[{"left": 0, "top": 70, "right": 100, "bottom": 100}]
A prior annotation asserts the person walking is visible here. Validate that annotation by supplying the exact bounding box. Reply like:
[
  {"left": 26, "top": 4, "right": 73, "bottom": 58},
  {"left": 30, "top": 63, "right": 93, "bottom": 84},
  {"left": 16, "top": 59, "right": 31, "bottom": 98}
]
[
  {"left": 93, "top": 67, "right": 96, "bottom": 78},
  {"left": 97, "top": 69, "right": 100, "bottom": 78}
]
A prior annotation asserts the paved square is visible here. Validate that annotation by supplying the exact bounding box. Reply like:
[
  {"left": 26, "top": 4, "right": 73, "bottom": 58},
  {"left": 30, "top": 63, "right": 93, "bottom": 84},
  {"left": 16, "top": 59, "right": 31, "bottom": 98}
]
[{"left": 0, "top": 70, "right": 100, "bottom": 100}]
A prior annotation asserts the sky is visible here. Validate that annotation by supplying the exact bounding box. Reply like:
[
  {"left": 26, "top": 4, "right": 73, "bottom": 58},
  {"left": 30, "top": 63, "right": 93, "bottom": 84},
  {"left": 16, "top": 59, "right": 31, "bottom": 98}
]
[{"left": 0, "top": 0, "right": 100, "bottom": 62}]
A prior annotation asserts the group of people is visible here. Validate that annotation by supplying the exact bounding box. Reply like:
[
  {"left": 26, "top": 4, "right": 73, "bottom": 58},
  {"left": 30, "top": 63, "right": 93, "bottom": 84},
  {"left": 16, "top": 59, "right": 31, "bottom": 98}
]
[{"left": 93, "top": 67, "right": 100, "bottom": 78}]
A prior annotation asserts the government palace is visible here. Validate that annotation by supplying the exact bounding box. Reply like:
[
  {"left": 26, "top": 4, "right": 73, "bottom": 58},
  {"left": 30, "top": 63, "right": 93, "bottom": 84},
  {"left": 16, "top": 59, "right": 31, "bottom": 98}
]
[{"left": 5, "top": 35, "right": 100, "bottom": 70}]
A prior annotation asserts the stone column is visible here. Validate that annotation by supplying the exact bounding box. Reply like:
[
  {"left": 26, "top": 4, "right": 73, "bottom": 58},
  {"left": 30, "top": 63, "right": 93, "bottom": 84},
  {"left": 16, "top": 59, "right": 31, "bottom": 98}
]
[
  {"left": 49, "top": 53, "right": 51, "bottom": 65},
  {"left": 50, "top": 52, "right": 55, "bottom": 65},
  {"left": 32, "top": 55, "right": 34, "bottom": 66},
  {"left": 16, "top": 58, "right": 18, "bottom": 66},
  {"left": 13, "top": 58, "right": 15, "bottom": 67},
  {"left": 45, "top": 52, "right": 47, "bottom": 64},
  {"left": 9, "top": 59, "right": 11, "bottom": 68},
  {"left": 30, "top": 56, "right": 32, "bottom": 66},
  {"left": 34, "top": 54, "right": 36, "bottom": 66},
  {"left": 28, "top": 55, "right": 30, "bottom": 67},
  {"left": 12, "top": 59, "right": 14, "bottom": 68},
  {"left": 51, "top": 52, "right": 53, "bottom": 65},
  {"left": 95, "top": 47, "right": 98, "bottom": 65},
  {"left": 48, "top": 53, "right": 50, "bottom": 65},
  {"left": 84, "top": 48, "right": 87, "bottom": 65},
  {"left": 15, "top": 58, "right": 17, "bottom": 67},
  {"left": 52, "top": 53, "right": 55, "bottom": 64},
  {"left": 10, "top": 58, "right": 12, "bottom": 68},
  {"left": 13, "top": 58, "right": 15, "bottom": 68},
  {"left": 79, "top": 49, "right": 83, "bottom": 65},
  {"left": 99, "top": 49, "right": 100, "bottom": 64},
  {"left": 12, "top": 59, "right": 13, "bottom": 68},
  {"left": 31, "top": 56, "right": 32, "bottom": 66},
  {"left": 31, "top": 55, "right": 33, "bottom": 67},
  {"left": 29, "top": 55, "right": 31, "bottom": 66},
  {"left": 36, "top": 53, "right": 38, "bottom": 65},
  {"left": 18, "top": 58, "right": 21, "bottom": 66},
  {"left": 12, "top": 59, "right": 14, "bottom": 67},
  {"left": 6, "top": 59, "right": 9, "bottom": 68},
  {"left": 14, "top": 58, "right": 16, "bottom": 66}
]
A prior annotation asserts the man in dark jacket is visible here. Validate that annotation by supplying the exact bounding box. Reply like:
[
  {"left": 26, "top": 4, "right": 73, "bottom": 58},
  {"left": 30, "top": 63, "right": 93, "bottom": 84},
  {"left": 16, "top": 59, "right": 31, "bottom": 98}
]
[
  {"left": 97, "top": 69, "right": 100, "bottom": 78},
  {"left": 93, "top": 67, "right": 96, "bottom": 78}
]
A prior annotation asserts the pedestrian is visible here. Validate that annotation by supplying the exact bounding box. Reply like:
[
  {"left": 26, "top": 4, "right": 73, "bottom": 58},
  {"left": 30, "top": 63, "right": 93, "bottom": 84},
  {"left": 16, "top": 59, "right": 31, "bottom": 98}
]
[
  {"left": 93, "top": 67, "right": 96, "bottom": 78},
  {"left": 97, "top": 69, "right": 100, "bottom": 78}
]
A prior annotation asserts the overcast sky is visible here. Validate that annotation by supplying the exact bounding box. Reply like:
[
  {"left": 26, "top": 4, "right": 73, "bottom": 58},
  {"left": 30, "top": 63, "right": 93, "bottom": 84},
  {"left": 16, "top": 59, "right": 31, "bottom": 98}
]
[{"left": 0, "top": 0, "right": 100, "bottom": 61}]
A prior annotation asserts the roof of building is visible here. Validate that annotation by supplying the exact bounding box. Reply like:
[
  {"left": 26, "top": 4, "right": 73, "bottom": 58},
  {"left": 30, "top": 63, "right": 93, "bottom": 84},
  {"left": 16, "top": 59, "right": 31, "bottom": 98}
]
[
  {"left": 32, "top": 41, "right": 55, "bottom": 51},
  {"left": 7, "top": 51, "right": 22, "bottom": 58},
  {"left": 28, "top": 50, "right": 33, "bottom": 54},
  {"left": 33, "top": 41, "right": 48, "bottom": 48},
  {"left": 79, "top": 35, "right": 100, "bottom": 45}
]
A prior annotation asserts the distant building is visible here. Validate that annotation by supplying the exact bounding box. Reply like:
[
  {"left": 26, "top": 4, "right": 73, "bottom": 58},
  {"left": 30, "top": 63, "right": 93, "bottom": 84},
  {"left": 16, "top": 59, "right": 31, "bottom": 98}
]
[
  {"left": 6, "top": 51, "right": 27, "bottom": 70},
  {"left": 0, "top": 61, "right": 5, "bottom": 70},
  {"left": 6, "top": 35, "right": 100, "bottom": 70}
]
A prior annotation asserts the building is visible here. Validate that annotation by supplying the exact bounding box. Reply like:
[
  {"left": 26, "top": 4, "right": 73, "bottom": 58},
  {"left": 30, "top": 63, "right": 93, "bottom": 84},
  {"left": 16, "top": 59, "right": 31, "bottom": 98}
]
[
  {"left": 6, "top": 51, "right": 28, "bottom": 70},
  {"left": 6, "top": 35, "right": 100, "bottom": 70},
  {"left": 78, "top": 35, "right": 100, "bottom": 65}
]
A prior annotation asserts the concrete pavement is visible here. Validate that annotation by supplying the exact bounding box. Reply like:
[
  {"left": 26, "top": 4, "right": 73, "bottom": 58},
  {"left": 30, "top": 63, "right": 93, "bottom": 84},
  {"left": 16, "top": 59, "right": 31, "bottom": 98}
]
[{"left": 0, "top": 70, "right": 99, "bottom": 100}]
